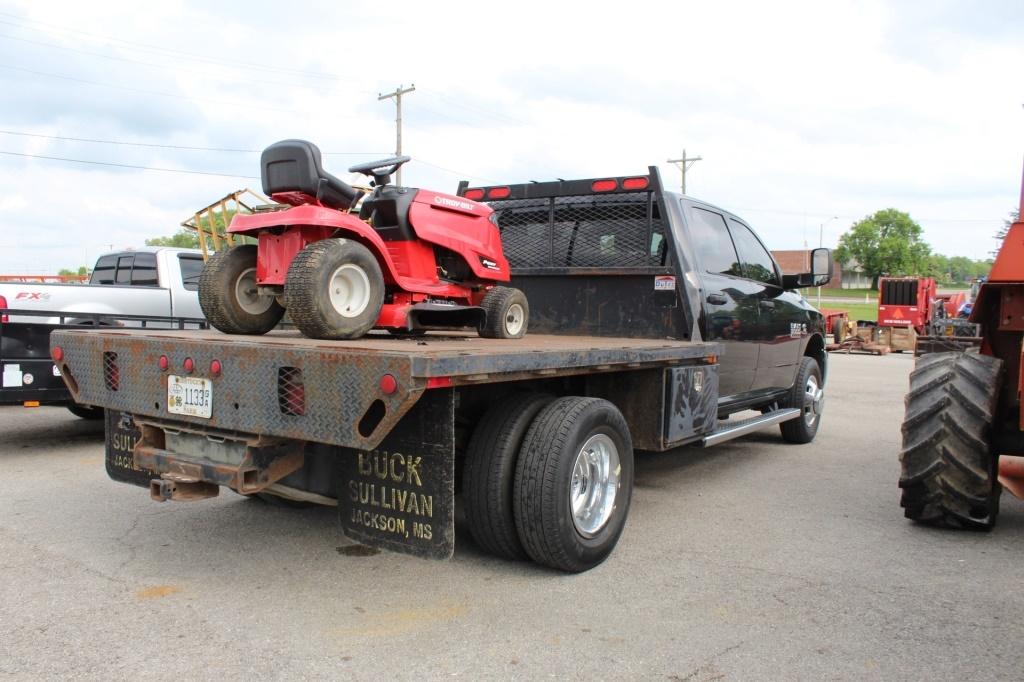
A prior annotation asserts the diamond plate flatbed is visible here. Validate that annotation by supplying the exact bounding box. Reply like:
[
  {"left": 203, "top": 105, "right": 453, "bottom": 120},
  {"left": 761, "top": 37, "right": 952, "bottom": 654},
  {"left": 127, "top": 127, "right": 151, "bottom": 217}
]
[{"left": 51, "top": 328, "right": 718, "bottom": 450}]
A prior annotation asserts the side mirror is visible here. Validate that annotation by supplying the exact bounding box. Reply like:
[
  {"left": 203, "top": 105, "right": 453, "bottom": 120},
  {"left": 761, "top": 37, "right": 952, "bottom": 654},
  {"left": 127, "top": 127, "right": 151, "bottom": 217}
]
[{"left": 782, "top": 248, "right": 834, "bottom": 289}]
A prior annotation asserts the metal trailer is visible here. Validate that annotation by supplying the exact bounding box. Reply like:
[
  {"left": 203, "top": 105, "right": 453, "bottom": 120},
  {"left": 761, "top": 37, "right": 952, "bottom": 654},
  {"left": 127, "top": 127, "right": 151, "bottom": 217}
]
[{"left": 50, "top": 167, "right": 832, "bottom": 572}]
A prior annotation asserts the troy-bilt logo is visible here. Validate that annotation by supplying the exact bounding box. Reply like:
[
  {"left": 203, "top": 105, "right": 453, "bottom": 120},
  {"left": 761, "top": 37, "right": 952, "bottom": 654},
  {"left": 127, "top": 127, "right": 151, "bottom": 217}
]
[
  {"left": 433, "top": 196, "right": 475, "bottom": 212},
  {"left": 15, "top": 291, "right": 51, "bottom": 301}
]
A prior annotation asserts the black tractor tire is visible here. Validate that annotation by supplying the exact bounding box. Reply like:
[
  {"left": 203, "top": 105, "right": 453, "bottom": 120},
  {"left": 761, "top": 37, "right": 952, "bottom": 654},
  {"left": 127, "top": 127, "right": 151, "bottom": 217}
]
[
  {"left": 479, "top": 287, "right": 529, "bottom": 339},
  {"left": 899, "top": 351, "right": 1003, "bottom": 530},
  {"left": 67, "top": 404, "right": 104, "bottom": 420},
  {"left": 832, "top": 318, "right": 846, "bottom": 344},
  {"left": 284, "top": 239, "right": 385, "bottom": 340},
  {"left": 198, "top": 244, "right": 285, "bottom": 335},
  {"left": 514, "top": 397, "right": 634, "bottom": 573},
  {"left": 779, "top": 356, "right": 824, "bottom": 444},
  {"left": 462, "top": 392, "right": 555, "bottom": 561}
]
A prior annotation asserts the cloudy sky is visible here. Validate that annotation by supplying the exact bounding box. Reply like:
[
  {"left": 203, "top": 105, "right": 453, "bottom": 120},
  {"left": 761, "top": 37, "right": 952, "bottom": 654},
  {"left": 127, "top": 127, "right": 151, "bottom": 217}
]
[{"left": 0, "top": 0, "right": 1020, "bottom": 273}]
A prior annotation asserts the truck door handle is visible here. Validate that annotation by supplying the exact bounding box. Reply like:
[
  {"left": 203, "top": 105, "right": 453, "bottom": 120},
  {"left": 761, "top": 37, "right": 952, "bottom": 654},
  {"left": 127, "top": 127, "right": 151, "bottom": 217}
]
[
  {"left": 706, "top": 292, "right": 727, "bottom": 305},
  {"left": 759, "top": 299, "right": 775, "bottom": 309}
]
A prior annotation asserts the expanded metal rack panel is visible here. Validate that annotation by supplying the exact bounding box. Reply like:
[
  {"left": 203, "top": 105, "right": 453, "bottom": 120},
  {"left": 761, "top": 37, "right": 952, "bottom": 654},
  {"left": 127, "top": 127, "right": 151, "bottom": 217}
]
[{"left": 490, "top": 192, "right": 667, "bottom": 270}]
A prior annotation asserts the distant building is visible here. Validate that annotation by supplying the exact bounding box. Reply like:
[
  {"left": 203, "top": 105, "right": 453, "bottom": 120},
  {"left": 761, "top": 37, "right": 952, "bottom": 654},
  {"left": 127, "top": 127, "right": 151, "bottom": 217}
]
[{"left": 770, "top": 249, "right": 873, "bottom": 289}]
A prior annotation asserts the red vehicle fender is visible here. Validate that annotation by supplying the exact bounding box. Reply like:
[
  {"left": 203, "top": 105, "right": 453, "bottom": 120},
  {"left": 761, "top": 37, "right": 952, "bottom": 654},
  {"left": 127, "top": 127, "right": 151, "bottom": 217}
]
[{"left": 228, "top": 206, "right": 404, "bottom": 283}]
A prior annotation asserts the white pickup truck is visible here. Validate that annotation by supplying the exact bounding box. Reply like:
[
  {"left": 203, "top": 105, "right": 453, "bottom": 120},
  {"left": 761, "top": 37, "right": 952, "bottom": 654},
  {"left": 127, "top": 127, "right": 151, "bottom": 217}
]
[{"left": 0, "top": 247, "right": 207, "bottom": 417}]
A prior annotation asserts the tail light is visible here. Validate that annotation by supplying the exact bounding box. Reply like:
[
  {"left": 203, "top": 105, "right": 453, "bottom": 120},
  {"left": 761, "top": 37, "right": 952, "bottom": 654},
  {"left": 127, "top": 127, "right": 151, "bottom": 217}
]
[
  {"left": 622, "top": 177, "right": 650, "bottom": 190},
  {"left": 277, "top": 366, "right": 305, "bottom": 416},
  {"left": 0, "top": 295, "right": 7, "bottom": 323},
  {"left": 463, "top": 188, "right": 485, "bottom": 201},
  {"left": 592, "top": 179, "right": 617, "bottom": 192},
  {"left": 486, "top": 187, "right": 511, "bottom": 199}
]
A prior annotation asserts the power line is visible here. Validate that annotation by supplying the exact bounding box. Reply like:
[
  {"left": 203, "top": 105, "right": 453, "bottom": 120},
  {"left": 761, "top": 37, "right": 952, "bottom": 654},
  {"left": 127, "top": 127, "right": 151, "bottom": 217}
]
[
  {"left": 0, "top": 63, "right": 316, "bottom": 115},
  {"left": 0, "top": 150, "right": 256, "bottom": 178},
  {"left": 0, "top": 130, "right": 388, "bottom": 155}
]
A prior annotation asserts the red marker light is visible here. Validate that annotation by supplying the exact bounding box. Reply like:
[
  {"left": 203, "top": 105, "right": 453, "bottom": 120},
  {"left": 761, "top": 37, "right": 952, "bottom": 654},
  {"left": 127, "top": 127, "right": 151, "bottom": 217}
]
[
  {"left": 0, "top": 294, "right": 7, "bottom": 323},
  {"left": 52, "top": 346, "right": 63, "bottom": 362},
  {"left": 622, "top": 177, "right": 650, "bottom": 190},
  {"left": 487, "top": 186, "right": 511, "bottom": 199},
  {"left": 592, "top": 179, "right": 617, "bottom": 192},
  {"left": 210, "top": 360, "right": 222, "bottom": 377},
  {"left": 183, "top": 357, "right": 194, "bottom": 373},
  {"left": 158, "top": 355, "right": 169, "bottom": 371},
  {"left": 380, "top": 374, "right": 398, "bottom": 395},
  {"left": 463, "top": 188, "right": 485, "bottom": 201}
]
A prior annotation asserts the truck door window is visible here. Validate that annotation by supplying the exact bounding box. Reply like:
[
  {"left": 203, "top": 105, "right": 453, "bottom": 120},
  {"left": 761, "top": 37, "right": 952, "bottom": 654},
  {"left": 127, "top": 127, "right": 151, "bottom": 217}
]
[
  {"left": 91, "top": 255, "right": 117, "bottom": 285},
  {"left": 688, "top": 207, "right": 742, "bottom": 277},
  {"left": 179, "top": 255, "right": 204, "bottom": 291},
  {"left": 115, "top": 255, "right": 134, "bottom": 284},
  {"left": 728, "top": 220, "right": 780, "bottom": 287},
  {"left": 130, "top": 253, "right": 158, "bottom": 286}
]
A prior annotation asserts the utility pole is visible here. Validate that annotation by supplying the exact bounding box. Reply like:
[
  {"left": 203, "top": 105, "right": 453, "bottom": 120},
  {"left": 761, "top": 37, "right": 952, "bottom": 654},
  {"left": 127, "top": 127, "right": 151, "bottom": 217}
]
[
  {"left": 667, "top": 149, "right": 702, "bottom": 194},
  {"left": 378, "top": 84, "right": 415, "bottom": 185}
]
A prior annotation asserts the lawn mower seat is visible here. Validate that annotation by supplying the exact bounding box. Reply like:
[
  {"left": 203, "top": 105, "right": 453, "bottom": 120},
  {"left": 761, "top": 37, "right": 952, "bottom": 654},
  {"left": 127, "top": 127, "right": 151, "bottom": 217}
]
[{"left": 261, "top": 139, "right": 363, "bottom": 210}]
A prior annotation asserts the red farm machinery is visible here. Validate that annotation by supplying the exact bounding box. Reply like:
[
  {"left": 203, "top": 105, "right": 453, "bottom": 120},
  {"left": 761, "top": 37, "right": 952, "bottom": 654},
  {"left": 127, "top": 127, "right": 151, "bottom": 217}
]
[{"left": 898, "top": 166, "right": 1024, "bottom": 528}]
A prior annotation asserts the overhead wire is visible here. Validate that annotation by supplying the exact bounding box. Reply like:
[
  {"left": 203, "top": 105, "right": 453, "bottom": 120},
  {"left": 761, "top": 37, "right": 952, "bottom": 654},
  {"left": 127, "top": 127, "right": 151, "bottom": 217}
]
[{"left": 0, "top": 150, "right": 257, "bottom": 178}]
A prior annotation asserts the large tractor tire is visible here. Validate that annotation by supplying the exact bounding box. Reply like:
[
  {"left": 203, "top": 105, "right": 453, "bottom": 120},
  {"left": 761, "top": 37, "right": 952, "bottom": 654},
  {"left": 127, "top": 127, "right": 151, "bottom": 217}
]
[
  {"left": 284, "top": 238, "right": 385, "bottom": 340},
  {"left": 199, "top": 245, "right": 285, "bottom": 335},
  {"left": 462, "top": 392, "right": 554, "bottom": 561},
  {"left": 899, "top": 351, "right": 1003, "bottom": 530},
  {"left": 514, "top": 397, "right": 633, "bottom": 572}
]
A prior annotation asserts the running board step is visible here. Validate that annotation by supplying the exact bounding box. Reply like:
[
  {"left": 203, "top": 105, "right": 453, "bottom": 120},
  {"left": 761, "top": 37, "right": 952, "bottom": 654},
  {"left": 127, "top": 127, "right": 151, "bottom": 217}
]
[{"left": 700, "top": 408, "right": 801, "bottom": 447}]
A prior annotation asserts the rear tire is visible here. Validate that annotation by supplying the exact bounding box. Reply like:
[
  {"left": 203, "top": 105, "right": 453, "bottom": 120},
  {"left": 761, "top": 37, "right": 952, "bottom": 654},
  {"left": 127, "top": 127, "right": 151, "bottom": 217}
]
[
  {"left": 832, "top": 319, "right": 846, "bottom": 344},
  {"left": 479, "top": 287, "right": 528, "bottom": 339},
  {"left": 462, "top": 392, "right": 554, "bottom": 561},
  {"left": 779, "top": 356, "right": 824, "bottom": 443},
  {"left": 899, "top": 351, "right": 1003, "bottom": 529},
  {"left": 514, "top": 397, "right": 633, "bottom": 572},
  {"left": 67, "top": 404, "right": 104, "bottom": 420},
  {"left": 284, "top": 238, "right": 385, "bottom": 340},
  {"left": 199, "top": 245, "right": 284, "bottom": 335}
]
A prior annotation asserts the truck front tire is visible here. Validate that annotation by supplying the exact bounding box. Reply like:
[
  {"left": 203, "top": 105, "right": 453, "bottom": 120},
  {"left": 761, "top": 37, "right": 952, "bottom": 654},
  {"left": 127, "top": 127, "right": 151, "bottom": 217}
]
[
  {"left": 285, "top": 239, "right": 385, "bottom": 340},
  {"left": 199, "top": 245, "right": 285, "bottom": 335},
  {"left": 899, "top": 351, "right": 1003, "bottom": 529},
  {"left": 779, "top": 356, "right": 824, "bottom": 444},
  {"left": 514, "top": 397, "right": 633, "bottom": 573},
  {"left": 463, "top": 392, "right": 554, "bottom": 561}
]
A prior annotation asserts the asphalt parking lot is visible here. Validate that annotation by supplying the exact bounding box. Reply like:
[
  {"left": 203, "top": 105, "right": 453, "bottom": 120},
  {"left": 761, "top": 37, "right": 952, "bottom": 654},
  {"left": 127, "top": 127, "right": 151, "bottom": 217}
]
[{"left": 1, "top": 351, "right": 1022, "bottom": 680}]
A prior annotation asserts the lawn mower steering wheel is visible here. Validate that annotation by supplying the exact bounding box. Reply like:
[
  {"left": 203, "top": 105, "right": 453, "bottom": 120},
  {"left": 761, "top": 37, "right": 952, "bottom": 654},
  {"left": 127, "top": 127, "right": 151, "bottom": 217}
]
[{"left": 348, "top": 156, "right": 411, "bottom": 187}]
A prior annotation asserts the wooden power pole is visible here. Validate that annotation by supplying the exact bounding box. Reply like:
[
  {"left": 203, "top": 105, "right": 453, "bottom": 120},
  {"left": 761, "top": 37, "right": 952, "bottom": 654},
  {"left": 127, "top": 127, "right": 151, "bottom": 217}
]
[
  {"left": 667, "top": 149, "right": 702, "bottom": 194},
  {"left": 378, "top": 84, "right": 416, "bottom": 185}
]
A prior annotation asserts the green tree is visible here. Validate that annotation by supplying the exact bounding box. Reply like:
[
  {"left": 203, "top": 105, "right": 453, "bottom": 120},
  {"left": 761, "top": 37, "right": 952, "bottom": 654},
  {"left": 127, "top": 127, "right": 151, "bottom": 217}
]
[
  {"left": 993, "top": 209, "right": 1019, "bottom": 256},
  {"left": 146, "top": 228, "right": 201, "bottom": 249},
  {"left": 58, "top": 266, "right": 88, "bottom": 276},
  {"left": 833, "top": 209, "right": 931, "bottom": 288}
]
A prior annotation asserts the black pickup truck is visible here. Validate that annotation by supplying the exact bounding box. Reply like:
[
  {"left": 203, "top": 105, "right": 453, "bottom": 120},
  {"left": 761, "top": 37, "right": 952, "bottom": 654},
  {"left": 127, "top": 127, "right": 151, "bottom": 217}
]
[{"left": 51, "top": 166, "right": 831, "bottom": 572}]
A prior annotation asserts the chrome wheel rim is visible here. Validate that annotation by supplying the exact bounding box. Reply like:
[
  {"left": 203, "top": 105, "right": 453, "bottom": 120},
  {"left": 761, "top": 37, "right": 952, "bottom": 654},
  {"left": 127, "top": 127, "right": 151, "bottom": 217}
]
[
  {"left": 803, "top": 374, "right": 824, "bottom": 427},
  {"left": 328, "top": 264, "right": 371, "bottom": 318},
  {"left": 504, "top": 302, "right": 525, "bottom": 336},
  {"left": 570, "top": 434, "right": 620, "bottom": 537},
  {"left": 235, "top": 267, "right": 273, "bottom": 315}
]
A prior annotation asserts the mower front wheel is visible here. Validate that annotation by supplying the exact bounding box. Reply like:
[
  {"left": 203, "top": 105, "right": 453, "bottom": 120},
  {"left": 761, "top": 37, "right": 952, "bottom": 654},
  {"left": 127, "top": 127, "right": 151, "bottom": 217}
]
[
  {"left": 285, "top": 238, "right": 385, "bottom": 340},
  {"left": 479, "top": 287, "right": 529, "bottom": 339},
  {"left": 199, "top": 245, "right": 285, "bottom": 335}
]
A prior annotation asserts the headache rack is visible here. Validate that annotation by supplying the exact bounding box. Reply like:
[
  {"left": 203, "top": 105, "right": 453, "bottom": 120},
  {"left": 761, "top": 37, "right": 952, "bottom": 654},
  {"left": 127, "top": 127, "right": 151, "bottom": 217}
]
[{"left": 457, "top": 168, "right": 671, "bottom": 274}]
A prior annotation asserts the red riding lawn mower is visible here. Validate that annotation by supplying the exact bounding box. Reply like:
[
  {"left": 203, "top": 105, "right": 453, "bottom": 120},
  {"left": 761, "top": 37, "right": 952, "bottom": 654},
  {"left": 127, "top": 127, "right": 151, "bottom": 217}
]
[{"left": 198, "top": 139, "right": 528, "bottom": 340}]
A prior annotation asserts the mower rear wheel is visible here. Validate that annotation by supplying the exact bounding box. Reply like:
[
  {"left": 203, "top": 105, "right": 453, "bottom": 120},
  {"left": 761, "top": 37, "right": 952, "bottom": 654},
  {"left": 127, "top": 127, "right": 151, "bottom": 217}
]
[
  {"left": 199, "top": 245, "right": 284, "bottom": 335},
  {"left": 899, "top": 351, "right": 1003, "bottom": 529},
  {"left": 285, "top": 238, "right": 384, "bottom": 340},
  {"left": 479, "top": 287, "right": 529, "bottom": 339}
]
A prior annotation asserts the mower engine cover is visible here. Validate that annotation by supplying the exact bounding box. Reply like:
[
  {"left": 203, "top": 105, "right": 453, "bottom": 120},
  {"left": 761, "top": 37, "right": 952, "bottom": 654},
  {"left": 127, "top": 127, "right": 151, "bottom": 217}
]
[{"left": 408, "top": 189, "right": 511, "bottom": 282}]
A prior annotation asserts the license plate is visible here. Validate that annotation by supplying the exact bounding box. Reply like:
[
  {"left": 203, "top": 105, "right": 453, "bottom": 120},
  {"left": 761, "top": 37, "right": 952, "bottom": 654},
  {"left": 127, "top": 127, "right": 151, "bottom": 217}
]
[{"left": 167, "top": 375, "right": 212, "bottom": 418}]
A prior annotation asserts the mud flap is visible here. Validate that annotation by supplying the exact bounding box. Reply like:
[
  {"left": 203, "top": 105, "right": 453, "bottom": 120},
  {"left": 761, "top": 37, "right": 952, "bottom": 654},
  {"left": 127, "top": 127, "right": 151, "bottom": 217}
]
[
  {"left": 104, "top": 410, "right": 157, "bottom": 488},
  {"left": 338, "top": 389, "right": 455, "bottom": 559}
]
